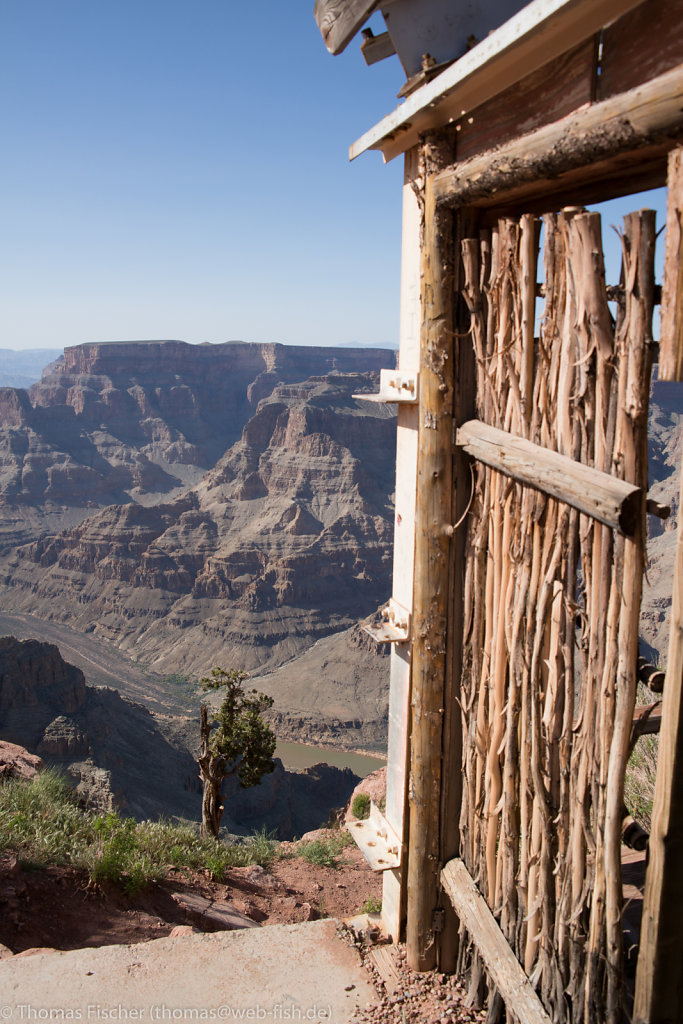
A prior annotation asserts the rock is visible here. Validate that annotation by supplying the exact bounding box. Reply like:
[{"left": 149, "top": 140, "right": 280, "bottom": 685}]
[
  {"left": 0, "top": 740, "right": 43, "bottom": 782},
  {"left": 13, "top": 947, "right": 59, "bottom": 957},
  {"left": 0, "top": 941, "right": 14, "bottom": 959},
  {"left": 346, "top": 767, "right": 388, "bottom": 822},
  {"left": 168, "top": 925, "right": 201, "bottom": 937},
  {"left": 238, "top": 901, "right": 268, "bottom": 923},
  {"left": 171, "top": 892, "right": 260, "bottom": 931},
  {"left": 222, "top": 760, "right": 361, "bottom": 840},
  {"left": 242, "top": 865, "right": 280, "bottom": 890},
  {"left": 4, "top": 853, "right": 20, "bottom": 875},
  {"left": 300, "top": 902, "right": 318, "bottom": 921},
  {"left": 38, "top": 715, "right": 90, "bottom": 757},
  {"left": 0, "top": 637, "right": 199, "bottom": 821}
]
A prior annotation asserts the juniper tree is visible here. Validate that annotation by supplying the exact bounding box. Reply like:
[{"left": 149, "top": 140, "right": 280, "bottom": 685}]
[{"left": 198, "top": 667, "right": 276, "bottom": 838}]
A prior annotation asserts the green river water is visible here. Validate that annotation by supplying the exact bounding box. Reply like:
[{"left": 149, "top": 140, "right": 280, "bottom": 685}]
[{"left": 275, "top": 741, "right": 385, "bottom": 778}]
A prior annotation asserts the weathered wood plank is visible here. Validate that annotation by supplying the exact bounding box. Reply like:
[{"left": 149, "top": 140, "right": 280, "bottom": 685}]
[
  {"left": 368, "top": 945, "right": 401, "bottom": 994},
  {"left": 634, "top": 457, "right": 683, "bottom": 1021},
  {"left": 453, "top": 38, "right": 597, "bottom": 163},
  {"left": 456, "top": 419, "right": 642, "bottom": 534},
  {"left": 659, "top": 147, "right": 683, "bottom": 382},
  {"left": 441, "top": 858, "right": 553, "bottom": 1024},
  {"left": 631, "top": 702, "right": 662, "bottom": 739},
  {"left": 314, "top": 0, "right": 378, "bottom": 55},
  {"left": 598, "top": 0, "right": 683, "bottom": 101},
  {"left": 406, "top": 138, "right": 455, "bottom": 972},
  {"left": 433, "top": 64, "right": 683, "bottom": 209}
]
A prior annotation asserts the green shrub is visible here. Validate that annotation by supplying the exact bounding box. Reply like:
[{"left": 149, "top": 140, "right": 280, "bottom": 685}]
[
  {"left": 359, "top": 896, "right": 382, "bottom": 914},
  {"left": 0, "top": 771, "right": 280, "bottom": 894},
  {"left": 299, "top": 831, "right": 353, "bottom": 869},
  {"left": 625, "top": 732, "right": 659, "bottom": 833},
  {"left": 351, "top": 793, "right": 371, "bottom": 820}
]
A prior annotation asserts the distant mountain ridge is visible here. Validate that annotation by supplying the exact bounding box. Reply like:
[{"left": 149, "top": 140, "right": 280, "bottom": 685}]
[{"left": 0, "top": 348, "right": 62, "bottom": 389}]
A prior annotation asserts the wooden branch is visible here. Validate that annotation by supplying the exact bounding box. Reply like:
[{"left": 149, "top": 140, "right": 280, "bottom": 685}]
[
  {"left": 456, "top": 420, "right": 642, "bottom": 535},
  {"left": 659, "top": 147, "right": 683, "bottom": 381},
  {"left": 433, "top": 64, "right": 683, "bottom": 208},
  {"left": 638, "top": 656, "right": 666, "bottom": 693},
  {"left": 647, "top": 497, "right": 671, "bottom": 520},
  {"left": 441, "top": 858, "right": 553, "bottom": 1024},
  {"left": 313, "top": 0, "right": 378, "bottom": 55},
  {"left": 635, "top": 456, "right": 683, "bottom": 1022}
]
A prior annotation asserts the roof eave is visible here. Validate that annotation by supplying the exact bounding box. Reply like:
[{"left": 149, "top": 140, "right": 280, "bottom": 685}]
[{"left": 349, "top": 0, "right": 645, "bottom": 162}]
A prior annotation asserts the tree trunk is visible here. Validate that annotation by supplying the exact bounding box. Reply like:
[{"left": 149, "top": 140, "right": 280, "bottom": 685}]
[
  {"left": 199, "top": 703, "right": 224, "bottom": 838},
  {"left": 201, "top": 775, "right": 223, "bottom": 838}
]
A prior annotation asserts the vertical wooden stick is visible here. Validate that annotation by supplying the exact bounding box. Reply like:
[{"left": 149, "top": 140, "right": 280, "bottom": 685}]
[{"left": 659, "top": 146, "right": 683, "bottom": 382}]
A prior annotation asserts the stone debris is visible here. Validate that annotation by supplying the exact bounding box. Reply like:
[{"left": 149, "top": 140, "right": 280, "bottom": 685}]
[{"left": 343, "top": 934, "right": 489, "bottom": 1024}]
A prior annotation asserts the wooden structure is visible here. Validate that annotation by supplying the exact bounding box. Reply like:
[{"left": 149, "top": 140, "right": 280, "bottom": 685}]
[{"left": 316, "top": 1, "right": 683, "bottom": 1021}]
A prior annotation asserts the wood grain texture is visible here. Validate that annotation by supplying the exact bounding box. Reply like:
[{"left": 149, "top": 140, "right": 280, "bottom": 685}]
[
  {"left": 433, "top": 64, "right": 683, "bottom": 210},
  {"left": 441, "top": 858, "right": 553, "bottom": 1024},
  {"left": 659, "top": 147, "right": 683, "bottom": 382},
  {"left": 598, "top": 0, "right": 683, "bottom": 100},
  {"left": 313, "top": 0, "right": 377, "bottom": 54},
  {"left": 454, "top": 210, "right": 653, "bottom": 1021},
  {"left": 456, "top": 419, "right": 642, "bottom": 534},
  {"left": 406, "top": 137, "right": 455, "bottom": 972},
  {"left": 634, "top": 462, "right": 683, "bottom": 1021},
  {"left": 453, "top": 39, "right": 597, "bottom": 163}
]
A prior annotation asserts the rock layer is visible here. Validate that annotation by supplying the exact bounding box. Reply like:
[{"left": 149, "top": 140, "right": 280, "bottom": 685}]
[{"left": 0, "top": 366, "right": 396, "bottom": 681}]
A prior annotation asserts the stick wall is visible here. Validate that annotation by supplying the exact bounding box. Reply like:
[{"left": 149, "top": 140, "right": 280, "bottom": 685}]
[{"left": 455, "top": 208, "right": 654, "bottom": 1023}]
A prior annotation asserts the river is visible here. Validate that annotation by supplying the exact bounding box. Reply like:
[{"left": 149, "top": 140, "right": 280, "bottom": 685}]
[{"left": 275, "top": 741, "right": 386, "bottom": 778}]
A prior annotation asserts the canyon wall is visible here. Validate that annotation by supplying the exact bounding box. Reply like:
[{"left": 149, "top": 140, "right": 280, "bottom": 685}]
[
  {"left": 0, "top": 341, "right": 395, "bottom": 749},
  {"left": 0, "top": 637, "right": 360, "bottom": 837}
]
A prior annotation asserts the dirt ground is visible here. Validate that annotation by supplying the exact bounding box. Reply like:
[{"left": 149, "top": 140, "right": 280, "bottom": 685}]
[
  {"left": 0, "top": 839, "right": 381, "bottom": 953},
  {"left": 0, "top": 839, "right": 488, "bottom": 1024}
]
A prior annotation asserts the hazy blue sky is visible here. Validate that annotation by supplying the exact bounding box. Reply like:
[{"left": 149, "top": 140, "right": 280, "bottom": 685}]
[{"left": 1, "top": 2, "right": 667, "bottom": 352}]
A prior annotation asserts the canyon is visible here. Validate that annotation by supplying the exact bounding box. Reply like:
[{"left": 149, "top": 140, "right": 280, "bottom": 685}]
[
  {"left": 0, "top": 635, "right": 361, "bottom": 837},
  {"left": 0, "top": 340, "right": 396, "bottom": 752}
]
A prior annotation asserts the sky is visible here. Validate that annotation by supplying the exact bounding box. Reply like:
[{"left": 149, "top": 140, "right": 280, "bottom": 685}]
[
  {"left": 0, "top": 2, "right": 668, "bottom": 353},
  {"left": 1, "top": 1, "right": 404, "bottom": 351}
]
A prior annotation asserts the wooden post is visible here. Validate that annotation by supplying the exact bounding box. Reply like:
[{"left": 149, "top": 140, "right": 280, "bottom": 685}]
[
  {"left": 437, "top": 207, "right": 477, "bottom": 974},
  {"left": 634, "top": 455, "right": 683, "bottom": 1022},
  {"left": 659, "top": 146, "right": 683, "bottom": 382},
  {"left": 406, "top": 135, "right": 455, "bottom": 971}
]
